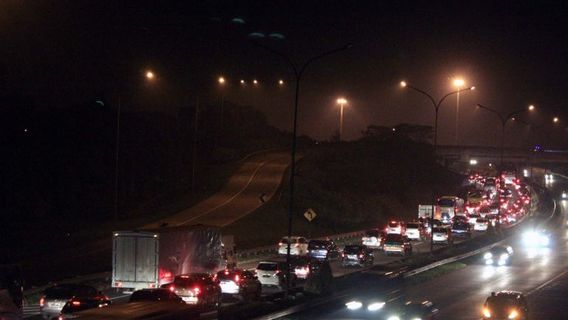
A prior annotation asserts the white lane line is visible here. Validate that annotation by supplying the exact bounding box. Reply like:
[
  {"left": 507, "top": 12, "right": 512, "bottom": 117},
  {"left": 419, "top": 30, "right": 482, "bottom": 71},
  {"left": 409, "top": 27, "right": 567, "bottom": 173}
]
[
  {"left": 527, "top": 269, "right": 568, "bottom": 296},
  {"left": 177, "top": 160, "right": 270, "bottom": 226}
]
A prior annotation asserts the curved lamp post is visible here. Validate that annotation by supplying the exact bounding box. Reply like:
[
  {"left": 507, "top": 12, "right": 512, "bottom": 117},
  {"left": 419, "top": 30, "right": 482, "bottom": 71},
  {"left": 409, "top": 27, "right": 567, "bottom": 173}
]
[
  {"left": 255, "top": 42, "right": 352, "bottom": 297},
  {"left": 400, "top": 81, "right": 475, "bottom": 253}
]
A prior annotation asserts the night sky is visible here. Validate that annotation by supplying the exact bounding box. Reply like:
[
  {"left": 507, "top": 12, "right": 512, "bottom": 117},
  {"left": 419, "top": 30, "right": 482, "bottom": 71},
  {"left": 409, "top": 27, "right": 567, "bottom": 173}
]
[{"left": 2, "top": 0, "right": 568, "bottom": 146}]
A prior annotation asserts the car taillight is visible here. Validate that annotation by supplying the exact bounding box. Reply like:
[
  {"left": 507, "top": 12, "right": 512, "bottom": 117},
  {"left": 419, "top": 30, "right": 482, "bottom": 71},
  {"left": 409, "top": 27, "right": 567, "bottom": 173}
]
[
  {"left": 169, "top": 285, "right": 175, "bottom": 292},
  {"left": 341, "top": 252, "right": 345, "bottom": 257},
  {"left": 278, "top": 242, "right": 283, "bottom": 246},
  {"left": 71, "top": 300, "right": 81, "bottom": 307},
  {"left": 234, "top": 274, "right": 240, "bottom": 283},
  {"left": 193, "top": 287, "right": 201, "bottom": 295},
  {"left": 39, "top": 296, "right": 45, "bottom": 307},
  {"left": 358, "top": 254, "right": 364, "bottom": 258}
]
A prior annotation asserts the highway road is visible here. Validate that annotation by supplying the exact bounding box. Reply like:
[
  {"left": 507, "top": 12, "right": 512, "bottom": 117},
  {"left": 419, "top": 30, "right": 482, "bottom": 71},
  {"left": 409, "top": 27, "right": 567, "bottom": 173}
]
[
  {"left": 290, "top": 181, "right": 566, "bottom": 320},
  {"left": 144, "top": 150, "right": 292, "bottom": 229}
]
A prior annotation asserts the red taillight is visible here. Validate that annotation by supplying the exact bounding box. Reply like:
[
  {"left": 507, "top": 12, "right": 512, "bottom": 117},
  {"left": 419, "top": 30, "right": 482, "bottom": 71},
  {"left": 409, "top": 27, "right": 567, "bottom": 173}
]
[
  {"left": 278, "top": 242, "right": 283, "bottom": 246},
  {"left": 224, "top": 269, "right": 229, "bottom": 275},
  {"left": 193, "top": 287, "right": 201, "bottom": 295},
  {"left": 114, "top": 282, "right": 122, "bottom": 287},
  {"left": 358, "top": 254, "right": 364, "bottom": 259},
  {"left": 234, "top": 274, "right": 240, "bottom": 283},
  {"left": 40, "top": 296, "right": 45, "bottom": 307},
  {"left": 71, "top": 300, "right": 81, "bottom": 307},
  {"left": 341, "top": 252, "right": 345, "bottom": 257},
  {"left": 169, "top": 285, "right": 175, "bottom": 292}
]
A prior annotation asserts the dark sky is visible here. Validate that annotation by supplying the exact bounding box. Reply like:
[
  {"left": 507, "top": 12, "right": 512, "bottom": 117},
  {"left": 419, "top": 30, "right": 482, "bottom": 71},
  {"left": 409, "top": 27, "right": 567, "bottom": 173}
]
[{"left": 2, "top": 0, "right": 568, "bottom": 146}]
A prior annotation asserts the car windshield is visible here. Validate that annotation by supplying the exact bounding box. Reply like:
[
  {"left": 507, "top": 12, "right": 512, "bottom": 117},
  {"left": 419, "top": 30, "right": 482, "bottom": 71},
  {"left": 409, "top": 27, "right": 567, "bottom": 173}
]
[
  {"left": 385, "top": 234, "right": 403, "bottom": 242},
  {"left": 433, "top": 227, "right": 447, "bottom": 233},
  {"left": 257, "top": 263, "right": 278, "bottom": 271},
  {"left": 477, "top": 218, "right": 488, "bottom": 223},
  {"left": 407, "top": 222, "right": 420, "bottom": 228},
  {"left": 344, "top": 245, "right": 363, "bottom": 253},
  {"left": 468, "top": 191, "right": 482, "bottom": 197},
  {"left": 308, "top": 240, "right": 329, "bottom": 249},
  {"left": 279, "top": 238, "right": 290, "bottom": 244},
  {"left": 388, "top": 222, "right": 400, "bottom": 227}
]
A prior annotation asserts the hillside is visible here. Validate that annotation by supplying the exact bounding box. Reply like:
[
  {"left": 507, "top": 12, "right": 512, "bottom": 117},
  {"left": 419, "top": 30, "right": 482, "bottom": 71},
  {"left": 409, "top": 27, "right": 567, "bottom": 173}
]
[{"left": 224, "top": 136, "right": 464, "bottom": 249}]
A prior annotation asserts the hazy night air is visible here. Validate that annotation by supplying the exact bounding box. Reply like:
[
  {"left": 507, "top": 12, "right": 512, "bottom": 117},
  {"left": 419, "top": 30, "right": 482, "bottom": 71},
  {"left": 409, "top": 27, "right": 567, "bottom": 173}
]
[{"left": 1, "top": 1, "right": 567, "bottom": 145}]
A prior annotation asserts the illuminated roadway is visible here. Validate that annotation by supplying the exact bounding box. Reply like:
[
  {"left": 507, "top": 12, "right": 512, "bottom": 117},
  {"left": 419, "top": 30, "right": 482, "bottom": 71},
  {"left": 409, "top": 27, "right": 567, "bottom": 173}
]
[{"left": 295, "top": 181, "right": 568, "bottom": 320}]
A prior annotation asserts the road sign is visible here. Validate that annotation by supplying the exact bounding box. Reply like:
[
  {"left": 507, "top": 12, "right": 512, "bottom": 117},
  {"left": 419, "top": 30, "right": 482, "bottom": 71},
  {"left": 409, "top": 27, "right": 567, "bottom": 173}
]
[{"left": 304, "top": 208, "right": 317, "bottom": 222}]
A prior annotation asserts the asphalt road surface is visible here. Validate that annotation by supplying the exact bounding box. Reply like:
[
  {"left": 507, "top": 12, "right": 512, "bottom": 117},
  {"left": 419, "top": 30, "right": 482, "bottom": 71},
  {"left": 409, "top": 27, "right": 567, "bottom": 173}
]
[
  {"left": 296, "top": 187, "right": 567, "bottom": 319},
  {"left": 144, "top": 151, "right": 291, "bottom": 229}
]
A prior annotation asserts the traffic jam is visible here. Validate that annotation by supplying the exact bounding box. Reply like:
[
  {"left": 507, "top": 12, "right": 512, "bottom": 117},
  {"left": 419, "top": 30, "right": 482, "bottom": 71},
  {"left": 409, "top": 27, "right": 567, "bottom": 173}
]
[{"left": 28, "top": 171, "right": 537, "bottom": 320}]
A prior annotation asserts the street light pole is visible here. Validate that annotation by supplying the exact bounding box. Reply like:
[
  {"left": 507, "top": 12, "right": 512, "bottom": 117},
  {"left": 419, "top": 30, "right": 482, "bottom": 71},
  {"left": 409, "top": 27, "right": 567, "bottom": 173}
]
[
  {"left": 475, "top": 104, "right": 535, "bottom": 168},
  {"left": 114, "top": 96, "right": 121, "bottom": 221},
  {"left": 254, "top": 42, "right": 351, "bottom": 298},
  {"left": 400, "top": 81, "right": 474, "bottom": 253}
]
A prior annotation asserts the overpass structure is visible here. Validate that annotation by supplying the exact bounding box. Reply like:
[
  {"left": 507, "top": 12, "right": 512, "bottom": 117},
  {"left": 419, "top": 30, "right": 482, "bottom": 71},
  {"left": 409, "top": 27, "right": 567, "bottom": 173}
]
[{"left": 436, "top": 145, "right": 568, "bottom": 166}]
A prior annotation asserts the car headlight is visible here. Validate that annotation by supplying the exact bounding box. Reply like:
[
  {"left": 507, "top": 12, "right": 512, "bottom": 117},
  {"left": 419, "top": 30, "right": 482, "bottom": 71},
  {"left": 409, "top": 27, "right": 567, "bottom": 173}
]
[
  {"left": 387, "top": 316, "right": 400, "bottom": 320},
  {"left": 345, "top": 301, "right": 363, "bottom": 310},
  {"left": 540, "top": 235, "right": 550, "bottom": 246},
  {"left": 484, "top": 252, "right": 493, "bottom": 260},
  {"left": 508, "top": 309, "right": 518, "bottom": 319},
  {"left": 367, "top": 302, "right": 385, "bottom": 311},
  {"left": 482, "top": 307, "right": 491, "bottom": 318},
  {"left": 500, "top": 253, "right": 509, "bottom": 260},
  {"left": 411, "top": 318, "right": 422, "bottom": 320}
]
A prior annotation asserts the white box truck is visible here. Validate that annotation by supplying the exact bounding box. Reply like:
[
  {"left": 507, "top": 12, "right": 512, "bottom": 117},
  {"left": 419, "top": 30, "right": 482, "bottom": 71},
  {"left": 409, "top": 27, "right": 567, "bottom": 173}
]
[{"left": 112, "top": 225, "right": 228, "bottom": 291}]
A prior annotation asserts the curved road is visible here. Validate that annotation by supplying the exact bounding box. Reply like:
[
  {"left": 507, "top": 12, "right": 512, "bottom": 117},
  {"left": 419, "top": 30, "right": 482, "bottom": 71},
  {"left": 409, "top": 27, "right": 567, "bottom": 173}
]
[
  {"left": 300, "top": 179, "right": 568, "bottom": 320},
  {"left": 144, "top": 151, "right": 292, "bottom": 229}
]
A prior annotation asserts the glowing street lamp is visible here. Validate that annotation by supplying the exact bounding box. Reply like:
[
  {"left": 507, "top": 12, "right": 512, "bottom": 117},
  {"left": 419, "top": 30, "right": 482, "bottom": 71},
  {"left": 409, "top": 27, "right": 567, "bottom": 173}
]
[
  {"left": 253, "top": 79, "right": 258, "bottom": 85},
  {"left": 553, "top": 117, "right": 559, "bottom": 123},
  {"left": 278, "top": 79, "right": 285, "bottom": 85},
  {"left": 218, "top": 76, "right": 226, "bottom": 85},
  {"left": 336, "top": 98, "right": 348, "bottom": 141},
  {"left": 240, "top": 79, "right": 245, "bottom": 85},
  {"left": 145, "top": 71, "right": 155, "bottom": 80}
]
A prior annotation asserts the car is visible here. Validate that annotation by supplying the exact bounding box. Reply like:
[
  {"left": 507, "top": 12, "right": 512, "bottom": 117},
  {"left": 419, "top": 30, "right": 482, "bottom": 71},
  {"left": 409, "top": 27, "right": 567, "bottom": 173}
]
[
  {"left": 489, "top": 203, "right": 500, "bottom": 215},
  {"left": 255, "top": 261, "right": 296, "bottom": 289},
  {"left": 278, "top": 236, "right": 309, "bottom": 256},
  {"left": 58, "top": 295, "right": 111, "bottom": 318},
  {"left": 39, "top": 284, "right": 108, "bottom": 320},
  {"left": 432, "top": 226, "right": 453, "bottom": 244},
  {"left": 129, "top": 288, "right": 183, "bottom": 303},
  {"left": 474, "top": 218, "right": 489, "bottom": 231},
  {"left": 467, "top": 213, "right": 480, "bottom": 225},
  {"left": 384, "top": 300, "right": 440, "bottom": 320},
  {"left": 563, "top": 190, "right": 568, "bottom": 200},
  {"left": 451, "top": 221, "right": 472, "bottom": 238},
  {"left": 161, "top": 274, "right": 221, "bottom": 308},
  {"left": 405, "top": 221, "right": 423, "bottom": 240},
  {"left": 466, "top": 190, "right": 484, "bottom": 212},
  {"left": 308, "top": 239, "right": 340, "bottom": 259},
  {"left": 215, "top": 269, "right": 261, "bottom": 301},
  {"left": 383, "top": 234, "right": 412, "bottom": 256},
  {"left": 342, "top": 245, "right": 374, "bottom": 267},
  {"left": 362, "top": 230, "right": 386, "bottom": 249},
  {"left": 482, "top": 291, "right": 528, "bottom": 319},
  {"left": 522, "top": 229, "right": 550, "bottom": 247},
  {"left": 483, "top": 245, "right": 514, "bottom": 266},
  {"left": 478, "top": 206, "right": 490, "bottom": 218},
  {"left": 386, "top": 220, "right": 406, "bottom": 235}
]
